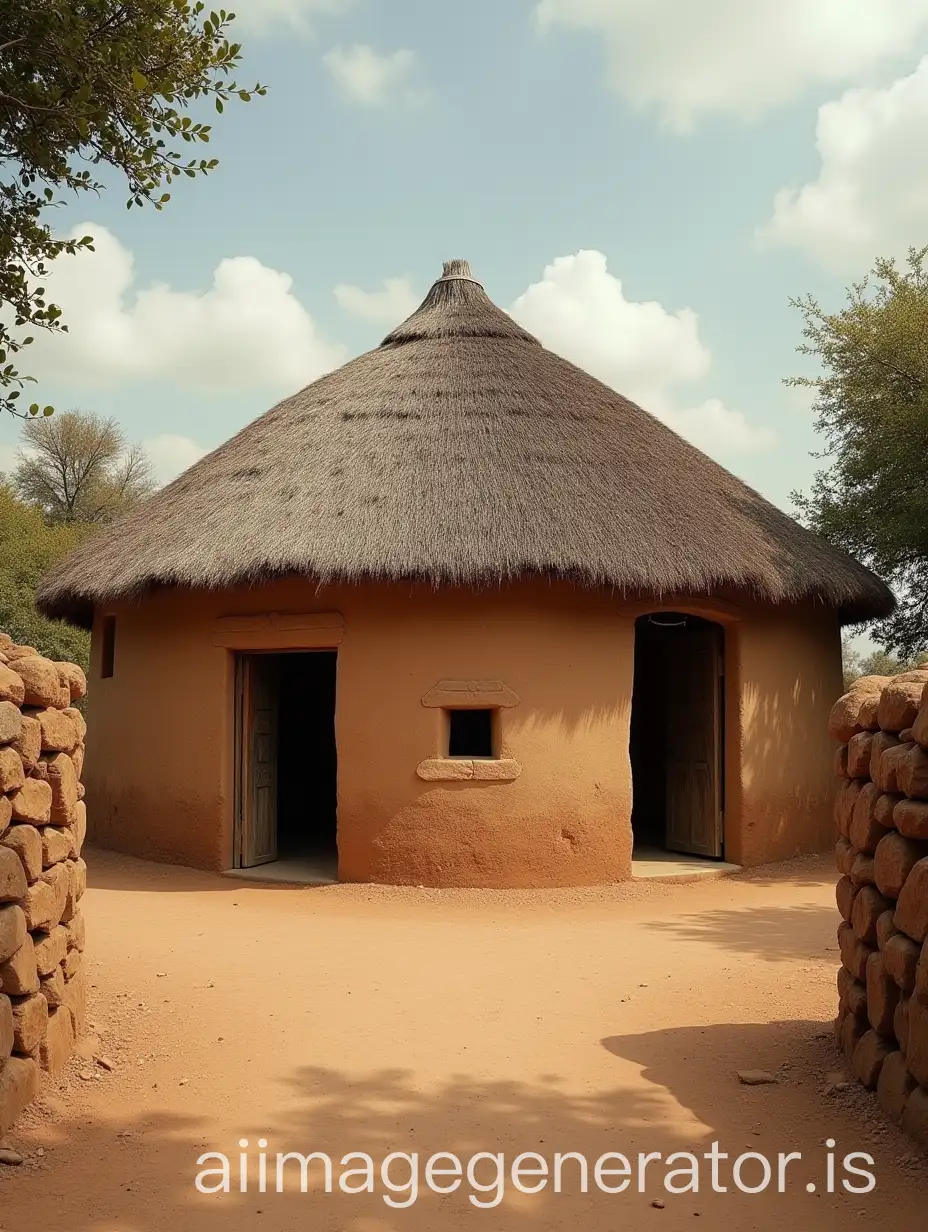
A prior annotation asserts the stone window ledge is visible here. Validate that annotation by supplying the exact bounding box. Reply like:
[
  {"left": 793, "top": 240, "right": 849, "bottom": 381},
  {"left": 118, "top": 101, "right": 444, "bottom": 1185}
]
[
  {"left": 417, "top": 758, "right": 522, "bottom": 782},
  {"left": 421, "top": 680, "right": 520, "bottom": 709}
]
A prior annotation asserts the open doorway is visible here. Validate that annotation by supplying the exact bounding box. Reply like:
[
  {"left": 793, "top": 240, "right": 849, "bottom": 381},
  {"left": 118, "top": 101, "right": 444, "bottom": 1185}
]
[
  {"left": 629, "top": 613, "right": 724, "bottom": 860},
  {"left": 234, "top": 650, "right": 338, "bottom": 877}
]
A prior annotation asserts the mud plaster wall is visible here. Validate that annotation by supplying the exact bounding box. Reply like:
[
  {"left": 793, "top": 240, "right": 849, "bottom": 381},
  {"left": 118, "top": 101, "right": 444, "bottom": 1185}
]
[{"left": 83, "top": 580, "right": 842, "bottom": 887}]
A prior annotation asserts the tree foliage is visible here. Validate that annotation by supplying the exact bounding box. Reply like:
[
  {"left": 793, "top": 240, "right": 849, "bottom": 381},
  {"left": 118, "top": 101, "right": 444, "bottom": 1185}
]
[
  {"left": 10, "top": 408, "right": 155, "bottom": 522},
  {"left": 790, "top": 248, "right": 928, "bottom": 657},
  {"left": 0, "top": 2, "right": 264, "bottom": 417},
  {"left": 0, "top": 482, "right": 90, "bottom": 668}
]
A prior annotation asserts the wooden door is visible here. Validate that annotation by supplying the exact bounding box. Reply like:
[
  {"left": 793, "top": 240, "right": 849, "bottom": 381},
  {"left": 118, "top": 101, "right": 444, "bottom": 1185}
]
[
  {"left": 237, "top": 655, "right": 280, "bottom": 867},
  {"left": 664, "top": 625, "right": 723, "bottom": 858}
]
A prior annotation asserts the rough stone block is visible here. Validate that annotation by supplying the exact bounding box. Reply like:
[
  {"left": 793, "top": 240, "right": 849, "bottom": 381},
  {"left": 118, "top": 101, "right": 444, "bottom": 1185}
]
[
  {"left": 39, "top": 963, "right": 66, "bottom": 1009},
  {"left": 841, "top": 1011, "right": 869, "bottom": 1061},
  {"left": 916, "top": 938, "right": 928, "bottom": 1007},
  {"left": 40, "top": 862, "right": 69, "bottom": 925},
  {"left": 875, "top": 832, "right": 927, "bottom": 899},
  {"left": 852, "top": 885, "right": 891, "bottom": 945},
  {"left": 37, "top": 1005, "right": 73, "bottom": 1076},
  {"left": 0, "top": 934, "right": 38, "bottom": 996},
  {"left": 62, "top": 947, "right": 81, "bottom": 981},
  {"left": 901, "top": 1084, "right": 928, "bottom": 1150},
  {"left": 31, "top": 707, "right": 78, "bottom": 754},
  {"left": 64, "top": 912, "right": 85, "bottom": 953},
  {"left": 11, "top": 991, "right": 47, "bottom": 1053},
  {"left": 71, "top": 800, "right": 86, "bottom": 856},
  {"left": 0, "top": 846, "right": 26, "bottom": 903},
  {"left": 0, "top": 1055, "right": 39, "bottom": 1136},
  {"left": 11, "top": 714, "right": 40, "bottom": 772},
  {"left": 850, "top": 852, "right": 876, "bottom": 887},
  {"left": 846, "top": 977, "right": 868, "bottom": 1020},
  {"left": 40, "top": 826, "right": 73, "bottom": 869},
  {"left": 835, "top": 744, "right": 850, "bottom": 778},
  {"left": 0, "top": 904, "right": 25, "bottom": 965},
  {"left": 895, "top": 858, "right": 928, "bottom": 943},
  {"left": 63, "top": 857, "right": 86, "bottom": 921},
  {"left": 0, "top": 746, "right": 24, "bottom": 795},
  {"left": 57, "top": 665, "right": 87, "bottom": 704},
  {"left": 19, "top": 878, "right": 59, "bottom": 931},
  {"left": 0, "top": 993, "right": 11, "bottom": 1059},
  {"left": 898, "top": 744, "right": 928, "bottom": 799},
  {"left": 10, "top": 656, "right": 62, "bottom": 708},
  {"left": 878, "top": 745, "right": 914, "bottom": 795},
  {"left": 71, "top": 743, "right": 84, "bottom": 780},
  {"left": 893, "top": 797, "right": 928, "bottom": 841},
  {"left": 0, "top": 701, "right": 22, "bottom": 746},
  {"left": 851, "top": 1029, "right": 896, "bottom": 1089},
  {"left": 877, "top": 909, "right": 897, "bottom": 951},
  {"left": 896, "top": 995, "right": 910, "bottom": 1054},
  {"left": 9, "top": 778, "right": 51, "bottom": 826},
  {"left": 32, "top": 926, "right": 67, "bottom": 977},
  {"left": 879, "top": 680, "right": 927, "bottom": 733},
  {"left": 876, "top": 1050, "right": 917, "bottom": 1124},
  {"left": 61, "top": 966, "right": 86, "bottom": 1039},
  {"left": 883, "top": 932, "right": 921, "bottom": 992},
  {"left": 875, "top": 792, "right": 901, "bottom": 830},
  {"left": 0, "top": 794, "right": 10, "bottom": 839},
  {"left": 836, "top": 838, "right": 856, "bottom": 876},
  {"left": 913, "top": 687, "right": 928, "bottom": 748},
  {"left": 850, "top": 783, "right": 890, "bottom": 855},
  {"left": 835, "top": 779, "right": 863, "bottom": 839},
  {"left": 830, "top": 684, "right": 886, "bottom": 743},
  {"left": 42, "top": 752, "right": 77, "bottom": 824},
  {"left": 836, "top": 875, "right": 857, "bottom": 922},
  {"left": 867, "top": 950, "right": 900, "bottom": 1036},
  {"left": 0, "top": 664, "right": 24, "bottom": 707},
  {"left": 847, "top": 732, "right": 874, "bottom": 779},
  {"left": 839, "top": 921, "right": 874, "bottom": 981},
  {"left": 1, "top": 824, "right": 42, "bottom": 882},
  {"left": 906, "top": 998, "right": 928, "bottom": 1086}
]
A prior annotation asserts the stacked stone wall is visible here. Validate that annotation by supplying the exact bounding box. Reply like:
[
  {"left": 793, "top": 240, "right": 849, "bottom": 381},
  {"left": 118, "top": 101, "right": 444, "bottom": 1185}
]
[
  {"left": 0, "top": 634, "right": 88, "bottom": 1137},
  {"left": 830, "top": 669, "right": 928, "bottom": 1149}
]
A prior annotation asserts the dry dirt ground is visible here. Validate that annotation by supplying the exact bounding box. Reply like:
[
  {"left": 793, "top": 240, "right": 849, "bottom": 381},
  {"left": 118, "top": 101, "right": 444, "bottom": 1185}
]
[{"left": 0, "top": 850, "right": 925, "bottom": 1231}]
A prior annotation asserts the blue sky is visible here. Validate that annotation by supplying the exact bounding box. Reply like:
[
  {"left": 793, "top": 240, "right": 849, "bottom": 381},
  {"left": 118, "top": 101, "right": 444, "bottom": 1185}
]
[{"left": 4, "top": 0, "right": 928, "bottom": 526}]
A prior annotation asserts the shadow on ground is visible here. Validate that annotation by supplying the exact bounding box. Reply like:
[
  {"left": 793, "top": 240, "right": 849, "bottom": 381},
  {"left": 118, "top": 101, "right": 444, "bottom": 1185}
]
[
  {"left": 646, "top": 904, "right": 839, "bottom": 962},
  {"left": 1, "top": 1020, "right": 922, "bottom": 1231}
]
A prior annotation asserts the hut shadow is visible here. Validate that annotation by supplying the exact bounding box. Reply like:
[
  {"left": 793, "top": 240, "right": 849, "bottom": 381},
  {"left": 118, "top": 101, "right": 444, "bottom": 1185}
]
[
  {"left": 2, "top": 1027, "right": 924, "bottom": 1231},
  {"left": 646, "top": 904, "right": 839, "bottom": 963}
]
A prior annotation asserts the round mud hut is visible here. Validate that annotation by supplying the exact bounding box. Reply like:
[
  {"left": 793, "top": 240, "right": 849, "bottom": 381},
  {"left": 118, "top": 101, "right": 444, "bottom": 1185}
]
[{"left": 38, "top": 260, "right": 893, "bottom": 888}]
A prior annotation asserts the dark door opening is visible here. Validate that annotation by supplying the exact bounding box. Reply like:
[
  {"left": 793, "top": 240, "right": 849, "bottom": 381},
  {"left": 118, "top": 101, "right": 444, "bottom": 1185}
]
[
  {"left": 235, "top": 650, "right": 338, "bottom": 870},
  {"left": 629, "top": 613, "right": 724, "bottom": 859}
]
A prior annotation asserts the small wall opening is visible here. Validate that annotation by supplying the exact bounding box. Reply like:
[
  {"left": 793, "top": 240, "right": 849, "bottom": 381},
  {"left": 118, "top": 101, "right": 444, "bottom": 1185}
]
[
  {"left": 630, "top": 613, "right": 724, "bottom": 860},
  {"left": 100, "top": 615, "right": 116, "bottom": 678},
  {"left": 235, "top": 650, "right": 338, "bottom": 874},
  {"left": 448, "top": 708, "right": 494, "bottom": 758}
]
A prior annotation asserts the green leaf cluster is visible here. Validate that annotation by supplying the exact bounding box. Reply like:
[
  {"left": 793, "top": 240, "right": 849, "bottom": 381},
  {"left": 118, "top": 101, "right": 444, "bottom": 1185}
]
[
  {"left": 790, "top": 248, "right": 928, "bottom": 657},
  {"left": 0, "top": 2, "right": 264, "bottom": 417}
]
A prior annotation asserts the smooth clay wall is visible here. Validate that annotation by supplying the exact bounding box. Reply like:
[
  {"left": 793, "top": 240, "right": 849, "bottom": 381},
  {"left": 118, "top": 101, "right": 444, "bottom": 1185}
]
[
  {"left": 85, "top": 579, "right": 635, "bottom": 887},
  {"left": 83, "top": 581, "right": 842, "bottom": 886}
]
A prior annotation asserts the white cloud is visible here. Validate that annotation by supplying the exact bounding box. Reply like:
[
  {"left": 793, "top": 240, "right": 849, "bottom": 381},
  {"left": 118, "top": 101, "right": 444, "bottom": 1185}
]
[
  {"left": 510, "top": 251, "right": 773, "bottom": 455},
  {"left": 323, "top": 44, "right": 419, "bottom": 106},
  {"left": 23, "top": 224, "right": 345, "bottom": 393},
  {"left": 534, "top": 0, "right": 928, "bottom": 129},
  {"left": 334, "top": 276, "right": 419, "bottom": 324},
  {"left": 142, "top": 434, "right": 209, "bottom": 486},
  {"left": 230, "top": 0, "right": 352, "bottom": 34},
  {"left": 760, "top": 57, "right": 928, "bottom": 272}
]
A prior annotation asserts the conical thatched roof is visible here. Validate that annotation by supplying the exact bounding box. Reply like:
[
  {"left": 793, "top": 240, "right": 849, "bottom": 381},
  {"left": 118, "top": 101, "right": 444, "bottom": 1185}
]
[{"left": 39, "top": 259, "right": 893, "bottom": 628}]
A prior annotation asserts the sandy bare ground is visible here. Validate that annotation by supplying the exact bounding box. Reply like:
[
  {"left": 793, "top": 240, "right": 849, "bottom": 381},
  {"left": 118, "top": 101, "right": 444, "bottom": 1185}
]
[{"left": 0, "top": 850, "right": 924, "bottom": 1230}]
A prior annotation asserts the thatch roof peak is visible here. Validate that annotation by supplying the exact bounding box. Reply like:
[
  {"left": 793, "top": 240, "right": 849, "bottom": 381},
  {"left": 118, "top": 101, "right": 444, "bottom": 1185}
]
[{"left": 37, "top": 261, "right": 894, "bottom": 628}]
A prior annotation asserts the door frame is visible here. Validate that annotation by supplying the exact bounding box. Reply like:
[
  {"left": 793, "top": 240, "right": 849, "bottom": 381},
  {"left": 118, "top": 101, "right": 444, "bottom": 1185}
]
[
  {"left": 220, "top": 610, "right": 346, "bottom": 872},
  {"left": 624, "top": 597, "right": 743, "bottom": 863}
]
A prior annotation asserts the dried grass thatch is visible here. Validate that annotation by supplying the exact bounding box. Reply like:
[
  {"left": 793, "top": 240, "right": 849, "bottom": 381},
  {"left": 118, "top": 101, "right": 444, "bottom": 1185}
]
[{"left": 38, "top": 260, "right": 893, "bottom": 627}]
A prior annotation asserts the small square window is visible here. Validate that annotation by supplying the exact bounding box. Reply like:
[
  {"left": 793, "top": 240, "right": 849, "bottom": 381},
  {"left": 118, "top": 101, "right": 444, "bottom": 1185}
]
[
  {"left": 100, "top": 615, "right": 116, "bottom": 679},
  {"left": 448, "top": 708, "right": 494, "bottom": 758}
]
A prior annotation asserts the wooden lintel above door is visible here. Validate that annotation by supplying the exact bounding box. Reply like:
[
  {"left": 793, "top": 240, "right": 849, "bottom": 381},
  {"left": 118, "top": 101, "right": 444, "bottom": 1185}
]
[{"left": 212, "top": 611, "right": 345, "bottom": 650}]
